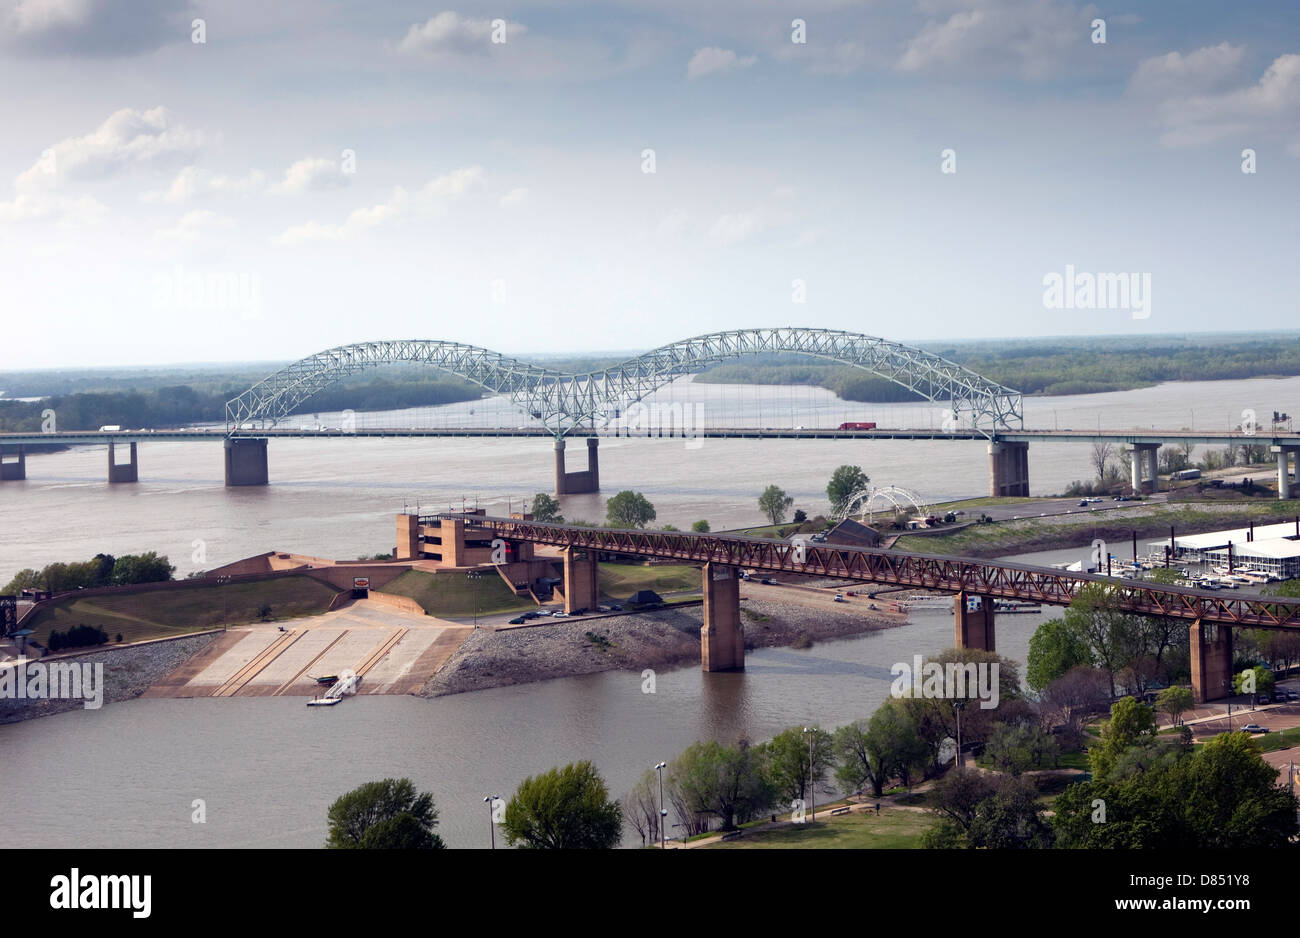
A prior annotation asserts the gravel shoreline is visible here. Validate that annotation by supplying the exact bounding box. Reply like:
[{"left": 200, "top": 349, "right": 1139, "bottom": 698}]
[
  {"left": 0, "top": 633, "right": 219, "bottom": 725},
  {"left": 420, "top": 597, "right": 908, "bottom": 697}
]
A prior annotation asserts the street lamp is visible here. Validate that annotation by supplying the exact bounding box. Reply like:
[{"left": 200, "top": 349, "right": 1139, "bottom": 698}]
[
  {"left": 803, "top": 727, "right": 816, "bottom": 822},
  {"left": 655, "top": 761, "right": 667, "bottom": 850},
  {"left": 484, "top": 795, "right": 499, "bottom": 849}
]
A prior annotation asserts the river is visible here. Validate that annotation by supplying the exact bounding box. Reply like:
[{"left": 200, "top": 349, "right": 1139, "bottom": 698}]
[{"left": 0, "top": 375, "right": 1293, "bottom": 847}]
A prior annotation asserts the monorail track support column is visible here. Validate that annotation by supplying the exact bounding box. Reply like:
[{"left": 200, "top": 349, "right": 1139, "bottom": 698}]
[
  {"left": 554, "top": 436, "right": 600, "bottom": 496},
  {"left": 224, "top": 437, "right": 269, "bottom": 486},
  {"left": 988, "top": 441, "right": 1029, "bottom": 497},
  {"left": 0, "top": 446, "right": 25, "bottom": 481},
  {"left": 1190, "top": 618, "right": 1232, "bottom": 704},
  {"left": 107, "top": 441, "right": 138, "bottom": 483},
  {"left": 561, "top": 547, "right": 599, "bottom": 613},
  {"left": 701, "top": 563, "right": 744, "bottom": 671},
  {"left": 953, "top": 591, "right": 996, "bottom": 652}
]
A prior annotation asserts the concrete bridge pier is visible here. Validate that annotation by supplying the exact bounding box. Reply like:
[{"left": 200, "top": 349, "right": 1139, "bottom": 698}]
[
  {"left": 554, "top": 436, "right": 600, "bottom": 496},
  {"left": 0, "top": 446, "right": 25, "bottom": 481},
  {"left": 107, "top": 441, "right": 138, "bottom": 483},
  {"left": 1130, "top": 443, "right": 1159, "bottom": 494},
  {"left": 988, "top": 441, "right": 1029, "bottom": 497},
  {"left": 953, "top": 591, "right": 996, "bottom": 651},
  {"left": 701, "top": 563, "right": 744, "bottom": 671},
  {"left": 224, "top": 437, "right": 269, "bottom": 486},
  {"left": 1190, "top": 619, "right": 1233, "bottom": 703},
  {"left": 1272, "top": 446, "right": 1298, "bottom": 499},
  {"left": 561, "top": 547, "right": 599, "bottom": 613}
]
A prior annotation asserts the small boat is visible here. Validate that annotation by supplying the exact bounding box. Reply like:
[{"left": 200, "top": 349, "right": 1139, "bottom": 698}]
[
  {"left": 311, "top": 675, "right": 339, "bottom": 685},
  {"left": 307, "top": 697, "right": 341, "bottom": 707}
]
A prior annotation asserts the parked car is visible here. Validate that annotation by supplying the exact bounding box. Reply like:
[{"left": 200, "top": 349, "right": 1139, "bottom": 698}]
[
  {"left": 1243, "top": 724, "right": 1269, "bottom": 734},
  {"left": 1287, "top": 691, "right": 1298, "bottom": 701},
  {"left": 523, "top": 612, "right": 542, "bottom": 619},
  {"left": 760, "top": 577, "right": 776, "bottom": 585},
  {"left": 1257, "top": 695, "right": 1272, "bottom": 704},
  {"left": 1079, "top": 500, "right": 1089, "bottom": 507},
  {"left": 553, "top": 611, "right": 569, "bottom": 618},
  {"left": 508, "top": 616, "right": 527, "bottom": 625},
  {"left": 833, "top": 594, "right": 846, "bottom": 603},
  {"left": 610, "top": 604, "right": 623, "bottom": 611}
]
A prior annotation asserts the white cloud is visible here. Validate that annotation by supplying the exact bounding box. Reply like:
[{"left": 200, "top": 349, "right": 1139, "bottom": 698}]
[
  {"left": 154, "top": 209, "right": 234, "bottom": 242},
  {"left": 498, "top": 186, "right": 528, "bottom": 208},
  {"left": 274, "top": 167, "right": 484, "bottom": 244},
  {"left": 8, "top": 0, "right": 93, "bottom": 33},
  {"left": 145, "top": 166, "right": 266, "bottom": 203},
  {"left": 687, "top": 46, "right": 756, "bottom": 79},
  {"left": 708, "top": 209, "right": 766, "bottom": 246},
  {"left": 1130, "top": 43, "right": 1245, "bottom": 97},
  {"left": 271, "top": 157, "right": 349, "bottom": 195},
  {"left": 1145, "top": 53, "right": 1300, "bottom": 148},
  {"left": 898, "top": 0, "right": 1092, "bottom": 80},
  {"left": 397, "top": 11, "right": 526, "bottom": 56},
  {"left": 1, "top": 106, "right": 205, "bottom": 224}
]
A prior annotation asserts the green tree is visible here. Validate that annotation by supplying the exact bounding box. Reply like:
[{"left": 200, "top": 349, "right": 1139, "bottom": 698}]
[
  {"left": 605, "top": 491, "right": 656, "bottom": 529},
  {"left": 1233, "top": 664, "right": 1275, "bottom": 697},
  {"left": 985, "top": 723, "right": 1060, "bottom": 777},
  {"left": 832, "top": 719, "right": 893, "bottom": 798},
  {"left": 501, "top": 760, "right": 623, "bottom": 849},
  {"left": 530, "top": 493, "right": 563, "bottom": 523},
  {"left": 826, "top": 465, "right": 869, "bottom": 516},
  {"left": 669, "top": 740, "right": 773, "bottom": 831},
  {"left": 760, "top": 726, "right": 834, "bottom": 805},
  {"left": 1089, "top": 696, "right": 1158, "bottom": 780},
  {"left": 792, "top": 508, "right": 808, "bottom": 524},
  {"left": 864, "top": 699, "right": 931, "bottom": 791},
  {"left": 757, "top": 485, "right": 794, "bottom": 526},
  {"left": 1155, "top": 685, "right": 1194, "bottom": 726},
  {"left": 110, "top": 551, "right": 175, "bottom": 586},
  {"left": 1054, "top": 731, "right": 1299, "bottom": 848},
  {"left": 691, "top": 519, "right": 710, "bottom": 533},
  {"left": 326, "top": 778, "right": 444, "bottom": 849},
  {"left": 1026, "top": 617, "right": 1091, "bottom": 692},
  {"left": 1, "top": 568, "right": 41, "bottom": 594}
]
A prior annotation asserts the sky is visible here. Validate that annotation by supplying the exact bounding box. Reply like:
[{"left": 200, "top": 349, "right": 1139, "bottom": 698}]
[{"left": 0, "top": 0, "right": 1297, "bottom": 369}]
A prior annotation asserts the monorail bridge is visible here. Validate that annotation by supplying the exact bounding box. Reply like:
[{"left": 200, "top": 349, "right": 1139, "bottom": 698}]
[{"left": 455, "top": 514, "right": 1300, "bottom": 703}]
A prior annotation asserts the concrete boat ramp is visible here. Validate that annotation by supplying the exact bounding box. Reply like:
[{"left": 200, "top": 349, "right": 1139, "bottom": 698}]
[{"left": 143, "top": 600, "right": 471, "bottom": 698}]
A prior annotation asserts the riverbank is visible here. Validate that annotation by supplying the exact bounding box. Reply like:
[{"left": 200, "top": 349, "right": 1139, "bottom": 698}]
[
  {"left": 420, "top": 595, "right": 907, "bottom": 697},
  {"left": 893, "top": 499, "right": 1300, "bottom": 558},
  {"left": 0, "top": 632, "right": 220, "bottom": 724}
]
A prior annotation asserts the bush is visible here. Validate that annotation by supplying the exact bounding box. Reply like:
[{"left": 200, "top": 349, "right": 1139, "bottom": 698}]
[
  {"left": 258, "top": 603, "right": 273, "bottom": 621},
  {"left": 47, "top": 623, "right": 109, "bottom": 652}
]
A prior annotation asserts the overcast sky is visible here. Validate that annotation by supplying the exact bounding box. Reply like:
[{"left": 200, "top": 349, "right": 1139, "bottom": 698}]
[{"left": 0, "top": 0, "right": 1297, "bottom": 369}]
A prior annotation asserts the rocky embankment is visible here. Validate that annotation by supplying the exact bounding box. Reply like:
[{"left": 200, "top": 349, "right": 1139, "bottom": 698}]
[
  {"left": 421, "top": 597, "right": 905, "bottom": 697},
  {"left": 0, "top": 632, "right": 219, "bottom": 724}
]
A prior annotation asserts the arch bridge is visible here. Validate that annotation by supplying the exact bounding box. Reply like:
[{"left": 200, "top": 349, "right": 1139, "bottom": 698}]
[{"left": 219, "top": 328, "right": 1023, "bottom": 491}]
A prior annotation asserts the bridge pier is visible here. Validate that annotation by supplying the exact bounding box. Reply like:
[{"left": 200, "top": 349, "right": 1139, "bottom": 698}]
[
  {"left": 1190, "top": 619, "right": 1233, "bottom": 704},
  {"left": 953, "top": 591, "right": 996, "bottom": 651},
  {"left": 701, "top": 563, "right": 744, "bottom": 671},
  {"left": 1131, "top": 443, "right": 1159, "bottom": 494},
  {"left": 224, "top": 438, "right": 268, "bottom": 486},
  {"left": 561, "top": 547, "right": 599, "bottom": 613},
  {"left": 0, "top": 446, "right": 25, "bottom": 481},
  {"left": 988, "top": 441, "right": 1029, "bottom": 497},
  {"left": 554, "top": 436, "right": 599, "bottom": 496},
  {"left": 1272, "top": 446, "right": 1298, "bottom": 499},
  {"left": 107, "top": 441, "right": 138, "bottom": 483}
]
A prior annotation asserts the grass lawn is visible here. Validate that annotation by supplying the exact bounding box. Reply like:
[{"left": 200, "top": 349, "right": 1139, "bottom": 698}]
[
  {"left": 702, "top": 808, "right": 935, "bottom": 849},
  {"left": 23, "top": 576, "right": 340, "bottom": 646},
  {"left": 1238, "top": 726, "right": 1300, "bottom": 753},
  {"left": 378, "top": 569, "right": 534, "bottom": 617},
  {"left": 928, "top": 496, "right": 1039, "bottom": 512},
  {"left": 730, "top": 523, "right": 803, "bottom": 539},
  {"left": 598, "top": 563, "right": 701, "bottom": 599}
]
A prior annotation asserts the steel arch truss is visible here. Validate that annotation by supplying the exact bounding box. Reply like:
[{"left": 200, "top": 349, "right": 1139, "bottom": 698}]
[
  {"left": 225, "top": 329, "right": 1023, "bottom": 435},
  {"left": 442, "top": 515, "right": 1300, "bottom": 630}
]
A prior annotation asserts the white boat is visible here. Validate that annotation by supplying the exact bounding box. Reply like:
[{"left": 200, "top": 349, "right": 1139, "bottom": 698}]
[{"left": 307, "top": 697, "right": 341, "bottom": 707}]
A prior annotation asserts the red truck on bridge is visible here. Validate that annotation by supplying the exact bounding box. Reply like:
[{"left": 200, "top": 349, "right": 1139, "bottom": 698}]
[{"left": 837, "top": 421, "right": 877, "bottom": 430}]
